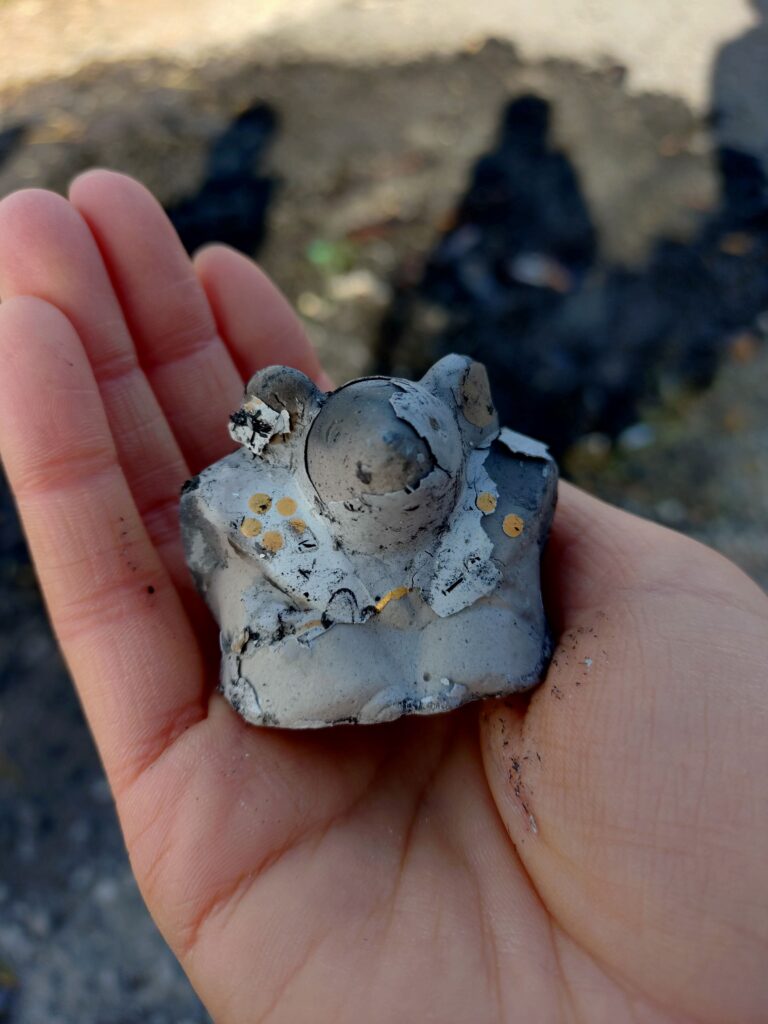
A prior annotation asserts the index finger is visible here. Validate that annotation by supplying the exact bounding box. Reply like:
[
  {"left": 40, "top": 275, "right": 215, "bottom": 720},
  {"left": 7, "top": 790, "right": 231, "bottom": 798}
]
[{"left": 0, "top": 296, "right": 207, "bottom": 793}]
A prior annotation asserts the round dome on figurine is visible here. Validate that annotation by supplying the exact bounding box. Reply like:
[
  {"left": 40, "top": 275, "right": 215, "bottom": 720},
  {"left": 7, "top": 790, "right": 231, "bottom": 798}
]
[
  {"left": 306, "top": 378, "right": 461, "bottom": 502},
  {"left": 304, "top": 377, "right": 464, "bottom": 552}
]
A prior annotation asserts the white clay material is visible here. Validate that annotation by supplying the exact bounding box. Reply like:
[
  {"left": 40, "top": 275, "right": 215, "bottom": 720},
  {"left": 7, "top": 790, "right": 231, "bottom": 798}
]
[{"left": 180, "top": 355, "right": 557, "bottom": 727}]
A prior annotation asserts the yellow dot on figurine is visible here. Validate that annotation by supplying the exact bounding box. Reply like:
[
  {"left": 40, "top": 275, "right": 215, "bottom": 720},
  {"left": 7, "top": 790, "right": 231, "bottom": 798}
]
[
  {"left": 276, "top": 496, "right": 298, "bottom": 517},
  {"left": 476, "top": 491, "right": 497, "bottom": 514},
  {"left": 288, "top": 517, "right": 307, "bottom": 534},
  {"left": 261, "top": 530, "right": 284, "bottom": 553},
  {"left": 248, "top": 493, "right": 271, "bottom": 514},
  {"left": 240, "top": 517, "right": 262, "bottom": 538},
  {"left": 502, "top": 514, "right": 525, "bottom": 538}
]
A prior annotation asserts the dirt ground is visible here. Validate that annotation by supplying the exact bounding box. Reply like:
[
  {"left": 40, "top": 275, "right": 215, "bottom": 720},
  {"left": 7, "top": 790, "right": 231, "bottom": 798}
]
[
  {"left": 0, "top": 34, "right": 766, "bottom": 1024},
  {"left": 0, "top": 0, "right": 755, "bottom": 106}
]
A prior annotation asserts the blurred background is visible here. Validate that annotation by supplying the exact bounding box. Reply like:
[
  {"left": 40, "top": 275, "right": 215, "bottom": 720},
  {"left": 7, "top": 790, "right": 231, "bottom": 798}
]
[{"left": 1, "top": 1, "right": 767, "bottom": 1020}]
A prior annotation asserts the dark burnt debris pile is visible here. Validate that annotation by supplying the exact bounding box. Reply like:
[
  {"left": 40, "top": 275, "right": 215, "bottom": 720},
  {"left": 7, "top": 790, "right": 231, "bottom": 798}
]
[
  {"left": 380, "top": 94, "right": 768, "bottom": 457},
  {"left": 1, "top": 42, "right": 766, "bottom": 465},
  {"left": 166, "top": 102, "right": 278, "bottom": 256}
]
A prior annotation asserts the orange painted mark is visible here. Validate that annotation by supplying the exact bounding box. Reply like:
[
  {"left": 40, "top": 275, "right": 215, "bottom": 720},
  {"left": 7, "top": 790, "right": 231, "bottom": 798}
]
[
  {"left": 240, "top": 517, "right": 262, "bottom": 538},
  {"left": 502, "top": 514, "right": 525, "bottom": 538},
  {"left": 476, "top": 491, "right": 497, "bottom": 514},
  {"left": 276, "top": 497, "right": 298, "bottom": 517},
  {"left": 248, "top": 493, "right": 271, "bottom": 514},
  {"left": 261, "top": 530, "right": 284, "bottom": 552}
]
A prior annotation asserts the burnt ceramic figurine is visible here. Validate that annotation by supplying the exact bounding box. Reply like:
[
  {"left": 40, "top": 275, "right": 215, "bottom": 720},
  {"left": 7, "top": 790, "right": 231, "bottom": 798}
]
[{"left": 180, "top": 355, "right": 557, "bottom": 727}]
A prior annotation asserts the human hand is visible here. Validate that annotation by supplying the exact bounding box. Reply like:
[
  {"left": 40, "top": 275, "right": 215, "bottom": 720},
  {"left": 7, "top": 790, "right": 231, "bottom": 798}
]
[{"left": 0, "top": 172, "right": 766, "bottom": 1024}]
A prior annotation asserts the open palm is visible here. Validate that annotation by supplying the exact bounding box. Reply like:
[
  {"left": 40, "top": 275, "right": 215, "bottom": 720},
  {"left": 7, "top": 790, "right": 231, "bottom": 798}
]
[{"left": 0, "top": 172, "right": 766, "bottom": 1024}]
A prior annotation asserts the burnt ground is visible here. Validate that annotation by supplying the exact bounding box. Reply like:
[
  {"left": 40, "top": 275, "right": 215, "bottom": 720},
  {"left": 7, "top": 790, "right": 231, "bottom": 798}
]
[{"left": 0, "top": 40, "right": 766, "bottom": 1022}]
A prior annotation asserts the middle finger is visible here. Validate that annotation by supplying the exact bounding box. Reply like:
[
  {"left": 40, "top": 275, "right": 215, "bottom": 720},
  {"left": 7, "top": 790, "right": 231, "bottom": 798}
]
[{"left": 69, "top": 170, "right": 245, "bottom": 474}]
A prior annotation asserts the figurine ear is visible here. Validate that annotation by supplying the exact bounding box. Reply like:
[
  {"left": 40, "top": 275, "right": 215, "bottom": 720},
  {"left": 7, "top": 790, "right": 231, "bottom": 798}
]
[
  {"left": 420, "top": 355, "right": 499, "bottom": 442},
  {"left": 245, "top": 365, "right": 325, "bottom": 419},
  {"left": 230, "top": 366, "right": 326, "bottom": 455}
]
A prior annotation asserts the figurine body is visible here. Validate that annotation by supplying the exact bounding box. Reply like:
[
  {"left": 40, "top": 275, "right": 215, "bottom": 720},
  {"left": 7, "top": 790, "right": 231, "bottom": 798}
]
[{"left": 181, "top": 355, "right": 557, "bottom": 727}]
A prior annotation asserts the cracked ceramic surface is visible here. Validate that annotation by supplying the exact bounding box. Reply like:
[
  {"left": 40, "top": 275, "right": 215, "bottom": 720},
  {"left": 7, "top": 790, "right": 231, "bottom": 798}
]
[{"left": 180, "top": 355, "right": 558, "bottom": 727}]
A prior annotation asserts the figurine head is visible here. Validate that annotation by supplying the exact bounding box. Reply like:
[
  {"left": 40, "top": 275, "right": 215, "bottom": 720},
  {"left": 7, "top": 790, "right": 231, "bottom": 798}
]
[
  {"left": 232, "top": 356, "right": 499, "bottom": 554},
  {"left": 306, "top": 379, "right": 439, "bottom": 497}
]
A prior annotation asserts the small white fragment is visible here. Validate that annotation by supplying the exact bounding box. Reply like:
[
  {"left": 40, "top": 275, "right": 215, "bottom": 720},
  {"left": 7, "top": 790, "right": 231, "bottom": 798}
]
[
  {"left": 583, "top": 657, "right": 593, "bottom": 669},
  {"left": 414, "top": 444, "right": 501, "bottom": 618},
  {"left": 498, "top": 426, "right": 551, "bottom": 461},
  {"left": 529, "top": 814, "right": 538, "bottom": 835},
  {"left": 231, "top": 628, "right": 250, "bottom": 654},
  {"left": 229, "top": 396, "right": 291, "bottom": 456}
]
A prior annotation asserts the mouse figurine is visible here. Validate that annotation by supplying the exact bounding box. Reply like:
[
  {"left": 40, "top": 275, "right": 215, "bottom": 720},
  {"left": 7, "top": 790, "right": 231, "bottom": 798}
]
[{"left": 180, "top": 355, "right": 557, "bottom": 727}]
